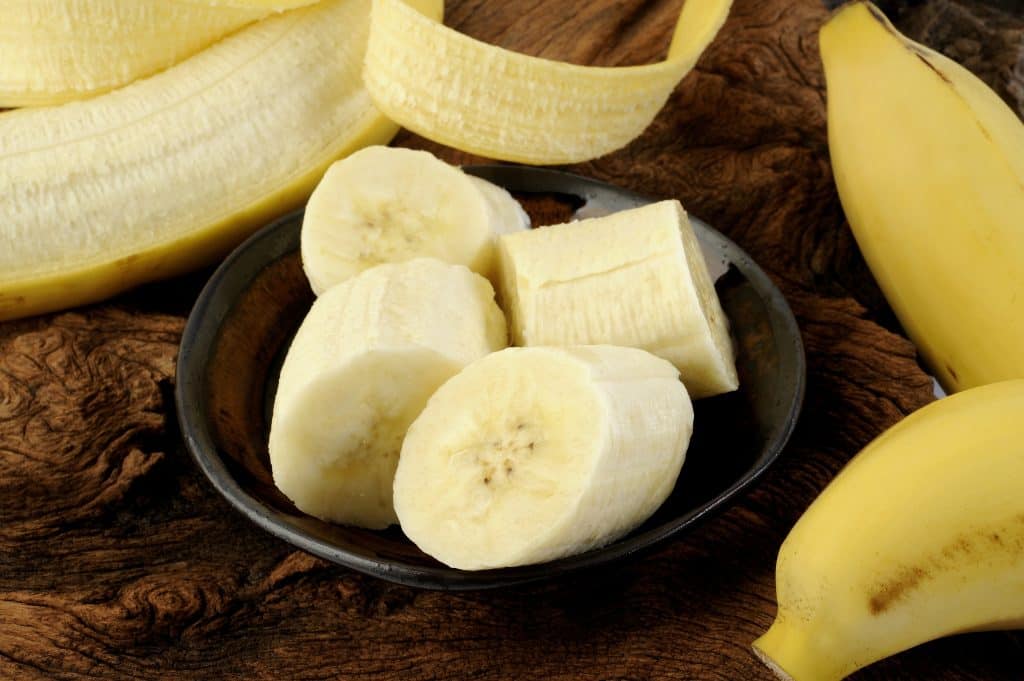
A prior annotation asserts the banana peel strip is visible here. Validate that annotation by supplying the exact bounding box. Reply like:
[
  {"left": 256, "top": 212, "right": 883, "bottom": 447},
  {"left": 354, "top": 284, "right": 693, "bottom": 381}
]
[
  {"left": 0, "top": 0, "right": 320, "bottom": 107},
  {"left": 363, "top": 0, "right": 733, "bottom": 164},
  {"left": 0, "top": 0, "right": 419, "bottom": 321}
]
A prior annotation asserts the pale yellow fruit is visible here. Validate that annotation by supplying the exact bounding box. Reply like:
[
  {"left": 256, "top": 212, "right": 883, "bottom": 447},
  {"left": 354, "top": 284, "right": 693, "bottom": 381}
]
[
  {"left": 269, "top": 259, "right": 507, "bottom": 529},
  {"left": 394, "top": 345, "right": 692, "bottom": 569},
  {"left": 301, "top": 146, "right": 529, "bottom": 295},
  {"left": 497, "top": 200, "right": 737, "bottom": 398},
  {"left": 0, "top": 0, "right": 320, "bottom": 106},
  {"left": 0, "top": 0, "right": 440, "bottom": 321}
]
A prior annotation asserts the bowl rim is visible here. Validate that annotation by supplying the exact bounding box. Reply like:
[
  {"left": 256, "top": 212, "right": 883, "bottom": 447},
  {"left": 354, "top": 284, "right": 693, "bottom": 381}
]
[{"left": 175, "top": 165, "right": 806, "bottom": 590}]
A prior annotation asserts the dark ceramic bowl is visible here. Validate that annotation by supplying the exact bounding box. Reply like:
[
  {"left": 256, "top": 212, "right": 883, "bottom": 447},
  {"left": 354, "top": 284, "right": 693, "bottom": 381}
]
[{"left": 176, "top": 166, "right": 805, "bottom": 590}]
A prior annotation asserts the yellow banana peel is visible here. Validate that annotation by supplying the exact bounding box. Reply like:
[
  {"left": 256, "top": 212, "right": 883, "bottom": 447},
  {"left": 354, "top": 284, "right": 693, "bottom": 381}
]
[
  {"left": 822, "top": 1, "right": 1024, "bottom": 392},
  {"left": 363, "top": 0, "right": 732, "bottom": 164}
]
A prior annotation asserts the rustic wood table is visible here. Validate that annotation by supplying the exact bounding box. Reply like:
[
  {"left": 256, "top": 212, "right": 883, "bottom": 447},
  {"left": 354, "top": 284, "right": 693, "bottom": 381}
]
[{"left": 2, "top": 0, "right": 1023, "bottom": 678}]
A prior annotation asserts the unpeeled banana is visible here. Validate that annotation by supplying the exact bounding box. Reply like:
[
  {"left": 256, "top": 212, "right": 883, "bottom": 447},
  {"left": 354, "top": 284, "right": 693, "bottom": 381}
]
[
  {"left": 753, "top": 379, "right": 1024, "bottom": 680},
  {"left": 269, "top": 259, "right": 507, "bottom": 529},
  {"left": 394, "top": 345, "right": 692, "bottom": 570},
  {"left": 821, "top": 1, "right": 1024, "bottom": 392},
  {"left": 301, "top": 146, "right": 528, "bottom": 295},
  {"left": 362, "top": 0, "right": 733, "bottom": 164},
  {"left": 0, "top": 0, "right": 434, "bottom": 322},
  {"left": 498, "top": 199, "right": 738, "bottom": 398}
]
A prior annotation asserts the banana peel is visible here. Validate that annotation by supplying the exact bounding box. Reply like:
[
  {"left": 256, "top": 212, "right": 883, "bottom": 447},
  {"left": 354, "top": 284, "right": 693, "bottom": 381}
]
[{"left": 363, "top": 0, "right": 732, "bottom": 164}]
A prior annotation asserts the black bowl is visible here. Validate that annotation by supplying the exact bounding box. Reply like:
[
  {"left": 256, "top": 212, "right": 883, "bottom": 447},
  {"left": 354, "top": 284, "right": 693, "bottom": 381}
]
[{"left": 176, "top": 166, "right": 805, "bottom": 590}]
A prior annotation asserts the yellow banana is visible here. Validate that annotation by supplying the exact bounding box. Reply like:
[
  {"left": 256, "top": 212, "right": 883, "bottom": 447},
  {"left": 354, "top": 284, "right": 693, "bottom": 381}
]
[
  {"left": 0, "top": 0, "right": 319, "bottom": 107},
  {"left": 0, "top": 0, "right": 432, "bottom": 321},
  {"left": 362, "top": 0, "right": 732, "bottom": 164},
  {"left": 753, "top": 380, "right": 1024, "bottom": 680},
  {"left": 821, "top": 1, "right": 1024, "bottom": 392}
]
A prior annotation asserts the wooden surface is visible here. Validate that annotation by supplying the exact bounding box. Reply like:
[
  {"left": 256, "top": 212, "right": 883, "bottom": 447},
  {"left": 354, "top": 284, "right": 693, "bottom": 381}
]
[{"left": 2, "top": 0, "right": 1023, "bottom": 678}]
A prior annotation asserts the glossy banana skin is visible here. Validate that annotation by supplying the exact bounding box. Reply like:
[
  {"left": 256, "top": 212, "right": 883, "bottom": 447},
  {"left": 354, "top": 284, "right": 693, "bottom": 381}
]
[
  {"left": 822, "top": 1, "right": 1024, "bottom": 392},
  {"left": 753, "top": 379, "right": 1024, "bottom": 680}
]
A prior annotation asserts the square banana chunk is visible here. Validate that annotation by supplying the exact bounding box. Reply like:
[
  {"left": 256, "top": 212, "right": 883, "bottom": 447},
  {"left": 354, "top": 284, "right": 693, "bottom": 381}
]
[{"left": 497, "top": 199, "right": 738, "bottom": 398}]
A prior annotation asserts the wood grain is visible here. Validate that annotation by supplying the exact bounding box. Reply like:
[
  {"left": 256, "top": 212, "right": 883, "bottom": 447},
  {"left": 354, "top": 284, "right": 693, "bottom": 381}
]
[{"left": 2, "top": 0, "right": 1023, "bottom": 679}]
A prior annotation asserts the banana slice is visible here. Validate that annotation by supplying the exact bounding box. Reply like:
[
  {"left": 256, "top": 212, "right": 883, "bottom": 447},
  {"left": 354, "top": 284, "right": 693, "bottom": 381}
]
[
  {"left": 497, "top": 200, "right": 738, "bottom": 398},
  {"left": 300, "top": 146, "right": 530, "bottom": 295},
  {"left": 0, "top": 0, "right": 318, "bottom": 106},
  {"left": 0, "top": 0, "right": 418, "bottom": 322},
  {"left": 394, "top": 345, "right": 693, "bottom": 570},
  {"left": 363, "top": 0, "right": 733, "bottom": 164},
  {"left": 269, "top": 259, "right": 507, "bottom": 529}
]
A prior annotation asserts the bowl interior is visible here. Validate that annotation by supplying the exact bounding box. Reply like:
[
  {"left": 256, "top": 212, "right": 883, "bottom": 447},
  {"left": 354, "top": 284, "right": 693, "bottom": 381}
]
[{"left": 177, "top": 166, "right": 805, "bottom": 589}]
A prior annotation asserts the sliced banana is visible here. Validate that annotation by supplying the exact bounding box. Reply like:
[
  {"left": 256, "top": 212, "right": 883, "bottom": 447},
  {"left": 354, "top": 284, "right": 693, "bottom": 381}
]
[
  {"left": 300, "top": 146, "right": 530, "bottom": 295},
  {"left": 269, "top": 258, "right": 507, "bottom": 529},
  {"left": 394, "top": 345, "right": 693, "bottom": 570},
  {"left": 497, "top": 200, "right": 738, "bottom": 398}
]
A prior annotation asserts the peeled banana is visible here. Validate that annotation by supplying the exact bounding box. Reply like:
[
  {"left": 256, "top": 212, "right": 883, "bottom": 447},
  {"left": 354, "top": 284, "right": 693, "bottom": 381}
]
[
  {"left": 821, "top": 1, "right": 1024, "bottom": 392},
  {"left": 362, "top": 0, "right": 733, "bottom": 164},
  {"left": 0, "top": 1, "right": 269, "bottom": 106},
  {"left": 301, "top": 146, "right": 528, "bottom": 295},
  {"left": 269, "top": 259, "right": 507, "bottom": 529},
  {"left": 753, "top": 379, "right": 1024, "bottom": 680},
  {"left": 0, "top": 0, "right": 426, "bottom": 322},
  {"left": 394, "top": 345, "right": 692, "bottom": 570},
  {"left": 498, "top": 200, "right": 737, "bottom": 398}
]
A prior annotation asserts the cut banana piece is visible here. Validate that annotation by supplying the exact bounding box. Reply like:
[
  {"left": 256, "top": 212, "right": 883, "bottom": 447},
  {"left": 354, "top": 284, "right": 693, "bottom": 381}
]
[
  {"left": 363, "top": 0, "right": 733, "bottom": 164},
  {"left": 301, "top": 146, "right": 530, "bottom": 295},
  {"left": 0, "top": 0, "right": 426, "bottom": 322},
  {"left": 270, "top": 259, "right": 507, "bottom": 529},
  {"left": 394, "top": 345, "right": 693, "bottom": 570},
  {"left": 498, "top": 200, "right": 738, "bottom": 398},
  {"left": 0, "top": 0, "right": 320, "bottom": 106}
]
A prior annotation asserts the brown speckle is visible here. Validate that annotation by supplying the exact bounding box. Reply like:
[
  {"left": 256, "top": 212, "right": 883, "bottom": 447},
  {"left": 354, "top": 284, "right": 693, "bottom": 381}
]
[{"left": 870, "top": 567, "right": 927, "bottom": 614}]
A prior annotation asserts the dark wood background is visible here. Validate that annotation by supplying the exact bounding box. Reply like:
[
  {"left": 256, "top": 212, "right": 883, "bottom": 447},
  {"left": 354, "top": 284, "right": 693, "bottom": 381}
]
[{"left": 2, "top": 0, "right": 1023, "bottom": 678}]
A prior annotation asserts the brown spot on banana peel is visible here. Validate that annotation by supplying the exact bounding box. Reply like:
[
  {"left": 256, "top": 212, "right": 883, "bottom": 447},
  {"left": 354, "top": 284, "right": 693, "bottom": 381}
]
[{"left": 869, "top": 515, "right": 1024, "bottom": 615}]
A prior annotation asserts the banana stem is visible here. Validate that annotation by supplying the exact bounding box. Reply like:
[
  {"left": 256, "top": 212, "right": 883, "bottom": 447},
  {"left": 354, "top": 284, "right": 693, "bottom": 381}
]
[{"left": 752, "top": 619, "right": 847, "bottom": 681}]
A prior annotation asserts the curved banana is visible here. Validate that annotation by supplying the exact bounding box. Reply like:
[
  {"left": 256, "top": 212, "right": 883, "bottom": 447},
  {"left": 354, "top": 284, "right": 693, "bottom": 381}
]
[
  {"left": 363, "top": 0, "right": 732, "bottom": 164},
  {"left": 0, "top": 0, "right": 318, "bottom": 106},
  {"left": 753, "top": 380, "right": 1024, "bottom": 680},
  {"left": 821, "top": 1, "right": 1024, "bottom": 392},
  {"left": 0, "top": 0, "right": 439, "bottom": 321}
]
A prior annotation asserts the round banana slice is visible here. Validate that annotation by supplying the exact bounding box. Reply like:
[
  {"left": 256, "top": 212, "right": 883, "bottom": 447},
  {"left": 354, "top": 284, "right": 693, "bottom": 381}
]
[
  {"left": 269, "top": 258, "right": 507, "bottom": 529},
  {"left": 393, "top": 345, "right": 693, "bottom": 570},
  {"left": 300, "top": 145, "right": 529, "bottom": 295}
]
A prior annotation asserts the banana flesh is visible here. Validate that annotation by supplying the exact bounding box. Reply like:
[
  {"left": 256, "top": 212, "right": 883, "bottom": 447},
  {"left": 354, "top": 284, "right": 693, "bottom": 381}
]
[
  {"left": 0, "top": 0, "right": 317, "bottom": 106},
  {"left": 301, "top": 146, "right": 529, "bottom": 295},
  {"left": 497, "top": 199, "right": 738, "bottom": 398},
  {"left": 821, "top": 1, "right": 1024, "bottom": 392},
  {"left": 753, "top": 379, "right": 1024, "bottom": 680},
  {"left": 362, "top": 0, "right": 733, "bottom": 164},
  {"left": 269, "top": 259, "right": 507, "bottom": 529},
  {"left": 393, "top": 345, "right": 692, "bottom": 570},
  {"left": 0, "top": 0, "right": 418, "bottom": 322}
]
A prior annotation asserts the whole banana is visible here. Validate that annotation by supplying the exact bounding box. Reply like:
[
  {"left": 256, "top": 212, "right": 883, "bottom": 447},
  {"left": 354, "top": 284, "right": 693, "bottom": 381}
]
[
  {"left": 753, "top": 380, "right": 1024, "bottom": 680},
  {"left": 821, "top": 1, "right": 1024, "bottom": 392}
]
